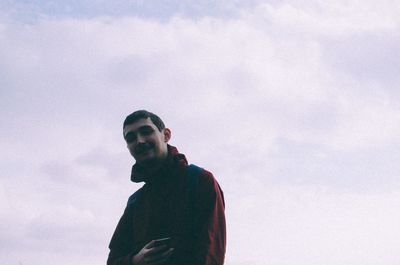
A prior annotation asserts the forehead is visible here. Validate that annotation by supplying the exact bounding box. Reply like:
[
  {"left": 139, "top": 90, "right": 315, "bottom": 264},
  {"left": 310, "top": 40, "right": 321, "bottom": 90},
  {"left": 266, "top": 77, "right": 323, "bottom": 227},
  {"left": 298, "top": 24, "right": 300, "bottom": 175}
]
[{"left": 123, "top": 118, "right": 157, "bottom": 136}]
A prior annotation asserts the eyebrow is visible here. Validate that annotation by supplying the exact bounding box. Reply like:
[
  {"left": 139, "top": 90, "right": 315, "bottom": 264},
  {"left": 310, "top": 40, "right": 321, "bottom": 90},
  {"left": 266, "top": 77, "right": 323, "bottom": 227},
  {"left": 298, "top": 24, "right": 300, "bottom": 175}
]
[{"left": 124, "top": 125, "right": 154, "bottom": 138}]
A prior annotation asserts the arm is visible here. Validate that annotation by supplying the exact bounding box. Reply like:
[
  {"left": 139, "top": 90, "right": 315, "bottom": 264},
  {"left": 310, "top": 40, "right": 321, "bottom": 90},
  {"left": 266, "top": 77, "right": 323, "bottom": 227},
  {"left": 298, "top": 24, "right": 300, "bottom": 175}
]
[
  {"left": 107, "top": 193, "right": 175, "bottom": 265},
  {"left": 193, "top": 170, "right": 226, "bottom": 265},
  {"left": 107, "top": 205, "right": 137, "bottom": 265}
]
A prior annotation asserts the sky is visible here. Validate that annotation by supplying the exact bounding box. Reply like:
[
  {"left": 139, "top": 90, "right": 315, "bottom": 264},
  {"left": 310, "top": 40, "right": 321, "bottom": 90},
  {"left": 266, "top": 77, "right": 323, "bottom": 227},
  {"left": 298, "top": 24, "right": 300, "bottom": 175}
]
[{"left": 1, "top": 1, "right": 400, "bottom": 265}]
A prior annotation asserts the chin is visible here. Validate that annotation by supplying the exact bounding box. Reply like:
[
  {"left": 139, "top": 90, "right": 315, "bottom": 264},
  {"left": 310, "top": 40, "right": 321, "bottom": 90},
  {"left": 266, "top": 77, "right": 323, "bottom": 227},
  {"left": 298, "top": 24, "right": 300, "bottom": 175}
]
[
  {"left": 134, "top": 152, "right": 153, "bottom": 161},
  {"left": 137, "top": 156, "right": 158, "bottom": 166}
]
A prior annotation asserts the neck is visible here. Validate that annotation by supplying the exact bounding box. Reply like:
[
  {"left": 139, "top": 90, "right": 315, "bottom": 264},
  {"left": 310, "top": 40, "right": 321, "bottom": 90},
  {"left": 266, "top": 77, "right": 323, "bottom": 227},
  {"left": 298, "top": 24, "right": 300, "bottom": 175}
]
[{"left": 138, "top": 156, "right": 167, "bottom": 175}]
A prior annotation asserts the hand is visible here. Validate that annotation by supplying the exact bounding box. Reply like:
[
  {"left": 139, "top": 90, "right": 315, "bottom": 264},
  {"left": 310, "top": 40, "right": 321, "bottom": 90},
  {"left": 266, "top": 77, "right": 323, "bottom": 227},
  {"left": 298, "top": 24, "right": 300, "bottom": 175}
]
[{"left": 131, "top": 240, "right": 174, "bottom": 265}]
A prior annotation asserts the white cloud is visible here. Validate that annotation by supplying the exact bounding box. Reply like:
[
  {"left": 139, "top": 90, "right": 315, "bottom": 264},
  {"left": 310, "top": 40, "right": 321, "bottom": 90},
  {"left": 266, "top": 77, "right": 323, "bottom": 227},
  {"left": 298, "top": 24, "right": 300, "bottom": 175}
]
[
  {"left": 253, "top": 1, "right": 400, "bottom": 35},
  {"left": 1, "top": 1, "right": 400, "bottom": 264},
  {"left": 227, "top": 184, "right": 400, "bottom": 265}
]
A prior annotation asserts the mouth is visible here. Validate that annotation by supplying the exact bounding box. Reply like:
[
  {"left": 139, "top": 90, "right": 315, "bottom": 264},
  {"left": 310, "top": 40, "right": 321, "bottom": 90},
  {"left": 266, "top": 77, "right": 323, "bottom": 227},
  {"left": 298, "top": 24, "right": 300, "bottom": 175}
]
[{"left": 135, "top": 144, "right": 153, "bottom": 156}]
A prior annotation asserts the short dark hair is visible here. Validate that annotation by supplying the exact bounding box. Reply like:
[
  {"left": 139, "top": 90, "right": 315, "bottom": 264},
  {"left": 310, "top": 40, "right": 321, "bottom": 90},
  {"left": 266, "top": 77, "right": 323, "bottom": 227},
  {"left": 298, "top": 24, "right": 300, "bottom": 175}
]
[{"left": 123, "top": 110, "right": 165, "bottom": 132}]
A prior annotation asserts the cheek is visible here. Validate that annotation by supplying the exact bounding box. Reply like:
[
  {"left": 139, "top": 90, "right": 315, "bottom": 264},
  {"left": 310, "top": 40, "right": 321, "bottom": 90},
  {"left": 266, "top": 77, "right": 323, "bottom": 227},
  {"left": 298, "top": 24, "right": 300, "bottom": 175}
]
[{"left": 127, "top": 144, "right": 135, "bottom": 153}]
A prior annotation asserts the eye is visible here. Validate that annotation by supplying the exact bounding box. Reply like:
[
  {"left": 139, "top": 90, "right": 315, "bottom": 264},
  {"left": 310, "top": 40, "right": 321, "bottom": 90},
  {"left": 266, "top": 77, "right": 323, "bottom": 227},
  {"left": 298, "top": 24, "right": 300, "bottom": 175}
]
[
  {"left": 140, "top": 127, "right": 154, "bottom": 135},
  {"left": 125, "top": 133, "right": 137, "bottom": 143}
]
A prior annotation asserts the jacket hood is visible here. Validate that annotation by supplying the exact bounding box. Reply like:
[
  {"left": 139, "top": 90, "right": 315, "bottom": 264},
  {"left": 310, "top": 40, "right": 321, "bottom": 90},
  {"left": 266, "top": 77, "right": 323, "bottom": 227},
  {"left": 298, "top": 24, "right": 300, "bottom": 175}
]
[{"left": 131, "top": 144, "right": 188, "bottom": 183}]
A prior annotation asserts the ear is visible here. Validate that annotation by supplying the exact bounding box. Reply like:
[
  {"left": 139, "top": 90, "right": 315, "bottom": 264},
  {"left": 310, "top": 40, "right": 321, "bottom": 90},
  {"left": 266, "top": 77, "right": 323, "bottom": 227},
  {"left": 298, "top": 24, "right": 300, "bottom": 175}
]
[{"left": 163, "top": 128, "right": 171, "bottom": 142}]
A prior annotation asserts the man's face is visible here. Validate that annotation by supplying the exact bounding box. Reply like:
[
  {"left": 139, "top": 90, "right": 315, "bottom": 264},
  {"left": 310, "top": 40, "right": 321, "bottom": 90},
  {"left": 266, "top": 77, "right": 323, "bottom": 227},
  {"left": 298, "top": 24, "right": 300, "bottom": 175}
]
[{"left": 123, "top": 118, "right": 171, "bottom": 166}]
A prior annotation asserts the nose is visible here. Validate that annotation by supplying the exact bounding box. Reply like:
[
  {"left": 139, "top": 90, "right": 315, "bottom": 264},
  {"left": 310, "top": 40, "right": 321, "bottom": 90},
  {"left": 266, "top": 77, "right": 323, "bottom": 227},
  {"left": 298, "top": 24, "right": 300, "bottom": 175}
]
[{"left": 137, "top": 133, "right": 146, "bottom": 143}]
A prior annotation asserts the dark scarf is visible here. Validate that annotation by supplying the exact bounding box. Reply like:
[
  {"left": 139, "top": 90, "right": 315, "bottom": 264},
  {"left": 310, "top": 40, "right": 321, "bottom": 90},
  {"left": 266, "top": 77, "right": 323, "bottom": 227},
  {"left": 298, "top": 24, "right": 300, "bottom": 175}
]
[{"left": 130, "top": 144, "right": 188, "bottom": 183}]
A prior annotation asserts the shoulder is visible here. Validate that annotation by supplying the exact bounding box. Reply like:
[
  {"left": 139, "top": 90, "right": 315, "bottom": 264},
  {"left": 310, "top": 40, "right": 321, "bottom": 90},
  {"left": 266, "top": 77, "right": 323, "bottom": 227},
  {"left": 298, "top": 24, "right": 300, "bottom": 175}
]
[
  {"left": 127, "top": 187, "right": 144, "bottom": 206},
  {"left": 187, "top": 164, "right": 219, "bottom": 187},
  {"left": 188, "top": 164, "right": 224, "bottom": 201}
]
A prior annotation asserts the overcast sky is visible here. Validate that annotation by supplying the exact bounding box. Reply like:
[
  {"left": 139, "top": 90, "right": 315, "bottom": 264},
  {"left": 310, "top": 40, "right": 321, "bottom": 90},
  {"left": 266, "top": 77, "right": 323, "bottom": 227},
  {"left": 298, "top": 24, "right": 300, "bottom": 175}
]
[{"left": 1, "top": 1, "right": 400, "bottom": 265}]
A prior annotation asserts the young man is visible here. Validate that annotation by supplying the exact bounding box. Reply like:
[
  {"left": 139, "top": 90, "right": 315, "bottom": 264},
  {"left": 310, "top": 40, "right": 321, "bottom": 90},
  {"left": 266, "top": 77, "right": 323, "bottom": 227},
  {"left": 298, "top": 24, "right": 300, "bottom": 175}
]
[{"left": 107, "top": 110, "right": 226, "bottom": 265}]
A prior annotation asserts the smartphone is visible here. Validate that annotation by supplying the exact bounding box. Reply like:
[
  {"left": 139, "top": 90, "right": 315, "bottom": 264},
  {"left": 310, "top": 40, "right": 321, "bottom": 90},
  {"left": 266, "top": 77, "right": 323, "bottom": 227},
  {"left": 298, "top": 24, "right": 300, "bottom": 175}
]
[{"left": 153, "top": 237, "right": 172, "bottom": 247}]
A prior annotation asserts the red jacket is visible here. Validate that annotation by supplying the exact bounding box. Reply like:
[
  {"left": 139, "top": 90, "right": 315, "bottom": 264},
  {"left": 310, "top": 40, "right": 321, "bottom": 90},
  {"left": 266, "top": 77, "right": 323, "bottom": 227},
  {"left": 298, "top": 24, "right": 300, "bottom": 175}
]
[{"left": 107, "top": 145, "right": 226, "bottom": 265}]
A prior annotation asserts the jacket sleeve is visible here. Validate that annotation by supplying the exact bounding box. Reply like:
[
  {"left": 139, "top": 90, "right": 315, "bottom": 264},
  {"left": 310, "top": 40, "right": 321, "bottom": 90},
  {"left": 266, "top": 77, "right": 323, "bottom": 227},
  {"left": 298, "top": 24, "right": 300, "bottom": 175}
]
[
  {"left": 193, "top": 170, "right": 226, "bottom": 265},
  {"left": 107, "top": 205, "right": 135, "bottom": 265}
]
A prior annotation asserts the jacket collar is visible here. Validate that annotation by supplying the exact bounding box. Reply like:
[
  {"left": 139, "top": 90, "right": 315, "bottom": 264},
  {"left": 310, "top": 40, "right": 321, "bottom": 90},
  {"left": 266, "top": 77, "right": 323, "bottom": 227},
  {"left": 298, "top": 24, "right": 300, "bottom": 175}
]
[{"left": 131, "top": 144, "right": 188, "bottom": 183}]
